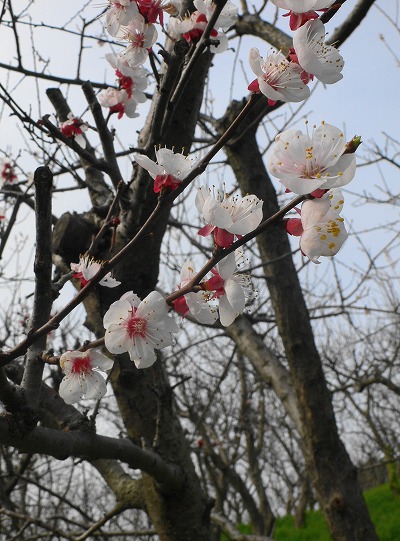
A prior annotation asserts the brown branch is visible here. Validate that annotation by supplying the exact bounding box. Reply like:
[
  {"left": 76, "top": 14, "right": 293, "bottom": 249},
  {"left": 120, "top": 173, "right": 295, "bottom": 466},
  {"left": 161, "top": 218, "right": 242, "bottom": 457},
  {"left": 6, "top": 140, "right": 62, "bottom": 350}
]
[
  {"left": 20, "top": 167, "right": 54, "bottom": 407},
  {"left": 327, "top": 0, "right": 377, "bottom": 47},
  {"left": 0, "top": 417, "right": 184, "bottom": 491},
  {"left": 81, "top": 82, "right": 124, "bottom": 189},
  {"left": 0, "top": 62, "right": 110, "bottom": 89}
]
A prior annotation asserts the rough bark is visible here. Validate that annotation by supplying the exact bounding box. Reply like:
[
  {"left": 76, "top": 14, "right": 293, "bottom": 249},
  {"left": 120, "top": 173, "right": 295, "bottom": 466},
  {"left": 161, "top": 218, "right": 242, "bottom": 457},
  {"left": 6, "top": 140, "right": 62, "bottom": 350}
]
[
  {"left": 66, "top": 48, "right": 217, "bottom": 541},
  {"left": 218, "top": 101, "right": 379, "bottom": 541}
]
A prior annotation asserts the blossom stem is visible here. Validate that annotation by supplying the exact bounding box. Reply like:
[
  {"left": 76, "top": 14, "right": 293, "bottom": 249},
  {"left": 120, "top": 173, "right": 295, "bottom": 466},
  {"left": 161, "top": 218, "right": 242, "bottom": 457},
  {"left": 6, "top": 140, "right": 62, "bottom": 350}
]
[{"left": 0, "top": 93, "right": 262, "bottom": 366}]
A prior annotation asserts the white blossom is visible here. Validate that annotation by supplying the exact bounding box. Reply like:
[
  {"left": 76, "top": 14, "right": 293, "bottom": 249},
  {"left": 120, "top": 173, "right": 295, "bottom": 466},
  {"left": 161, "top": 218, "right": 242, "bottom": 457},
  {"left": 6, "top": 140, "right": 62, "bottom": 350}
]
[
  {"left": 98, "top": 88, "right": 139, "bottom": 119},
  {"left": 248, "top": 48, "right": 310, "bottom": 105},
  {"left": 104, "top": 0, "right": 139, "bottom": 37},
  {"left": 117, "top": 14, "right": 158, "bottom": 67},
  {"left": 60, "top": 113, "right": 88, "bottom": 148},
  {"left": 299, "top": 189, "right": 348, "bottom": 263},
  {"left": 59, "top": 349, "right": 113, "bottom": 404},
  {"left": 266, "top": 121, "right": 356, "bottom": 195},
  {"left": 104, "top": 291, "right": 179, "bottom": 369},
  {"left": 204, "top": 252, "right": 251, "bottom": 327},
  {"left": 194, "top": 0, "right": 238, "bottom": 29},
  {"left": 172, "top": 261, "right": 218, "bottom": 324},
  {"left": 293, "top": 20, "right": 344, "bottom": 84},
  {"left": 196, "top": 185, "right": 263, "bottom": 248},
  {"left": 105, "top": 54, "right": 148, "bottom": 103},
  {"left": 71, "top": 255, "right": 121, "bottom": 288}
]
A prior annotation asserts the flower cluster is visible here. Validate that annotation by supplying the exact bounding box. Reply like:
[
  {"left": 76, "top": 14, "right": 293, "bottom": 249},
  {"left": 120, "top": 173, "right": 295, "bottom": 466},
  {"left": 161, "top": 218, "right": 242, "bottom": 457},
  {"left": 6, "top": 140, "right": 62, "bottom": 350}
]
[
  {"left": 169, "top": 0, "right": 238, "bottom": 54},
  {"left": 99, "top": 54, "right": 148, "bottom": 120},
  {"left": 248, "top": 1, "right": 343, "bottom": 105},
  {"left": 55, "top": 0, "right": 362, "bottom": 406},
  {"left": 173, "top": 251, "right": 253, "bottom": 327}
]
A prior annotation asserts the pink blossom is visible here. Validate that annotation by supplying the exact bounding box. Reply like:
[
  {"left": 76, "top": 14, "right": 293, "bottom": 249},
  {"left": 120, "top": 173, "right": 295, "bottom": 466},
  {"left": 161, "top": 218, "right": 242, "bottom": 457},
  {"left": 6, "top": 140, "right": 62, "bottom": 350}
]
[
  {"left": 59, "top": 349, "right": 113, "bottom": 404},
  {"left": 103, "top": 291, "right": 179, "bottom": 369},
  {"left": 0, "top": 158, "right": 17, "bottom": 185},
  {"left": 136, "top": 0, "right": 176, "bottom": 25}
]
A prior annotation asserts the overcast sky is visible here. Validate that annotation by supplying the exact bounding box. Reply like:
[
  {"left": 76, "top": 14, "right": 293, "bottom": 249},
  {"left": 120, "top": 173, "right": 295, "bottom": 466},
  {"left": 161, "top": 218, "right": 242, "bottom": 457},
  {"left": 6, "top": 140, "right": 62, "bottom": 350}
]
[{"left": 1, "top": 0, "right": 399, "bottom": 295}]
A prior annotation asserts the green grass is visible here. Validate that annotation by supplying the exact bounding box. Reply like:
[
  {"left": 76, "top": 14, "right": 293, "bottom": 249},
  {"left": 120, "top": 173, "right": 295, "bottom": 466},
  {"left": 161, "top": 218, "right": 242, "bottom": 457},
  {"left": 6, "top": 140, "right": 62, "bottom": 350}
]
[
  {"left": 220, "top": 485, "right": 400, "bottom": 541},
  {"left": 274, "top": 484, "right": 400, "bottom": 541}
]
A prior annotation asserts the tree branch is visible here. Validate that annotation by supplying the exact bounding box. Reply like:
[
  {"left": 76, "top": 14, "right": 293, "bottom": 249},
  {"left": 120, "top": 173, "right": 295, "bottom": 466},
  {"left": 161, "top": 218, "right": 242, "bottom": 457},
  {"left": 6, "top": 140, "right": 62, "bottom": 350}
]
[{"left": 0, "top": 417, "right": 184, "bottom": 492}]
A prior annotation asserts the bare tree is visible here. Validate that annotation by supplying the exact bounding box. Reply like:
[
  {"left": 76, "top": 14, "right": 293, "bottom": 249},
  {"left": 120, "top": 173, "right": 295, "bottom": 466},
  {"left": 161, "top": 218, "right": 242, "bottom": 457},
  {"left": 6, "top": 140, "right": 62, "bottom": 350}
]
[{"left": 1, "top": 1, "right": 395, "bottom": 540}]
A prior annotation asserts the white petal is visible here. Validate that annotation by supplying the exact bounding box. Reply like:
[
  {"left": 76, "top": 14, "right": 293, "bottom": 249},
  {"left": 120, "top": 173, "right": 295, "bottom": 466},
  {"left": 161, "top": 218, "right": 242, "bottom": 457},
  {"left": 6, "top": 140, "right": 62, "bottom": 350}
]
[
  {"left": 301, "top": 197, "right": 331, "bottom": 229},
  {"left": 104, "top": 323, "right": 132, "bottom": 354},
  {"left": 59, "top": 374, "right": 84, "bottom": 404},
  {"left": 217, "top": 252, "right": 236, "bottom": 280},
  {"left": 202, "top": 197, "right": 233, "bottom": 229},
  {"left": 219, "top": 294, "right": 239, "bottom": 327},
  {"left": 100, "top": 273, "right": 121, "bottom": 288},
  {"left": 224, "top": 279, "right": 246, "bottom": 313},
  {"left": 210, "top": 32, "right": 229, "bottom": 54},
  {"left": 186, "top": 294, "right": 218, "bottom": 324},
  {"left": 129, "top": 339, "right": 157, "bottom": 368},
  {"left": 321, "top": 154, "right": 356, "bottom": 189},
  {"left": 137, "top": 291, "right": 169, "bottom": 319},
  {"left": 195, "top": 186, "right": 209, "bottom": 213},
  {"left": 249, "top": 48, "right": 264, "bottom": 77},
  {"left": 87, "top": 349, "right": 114, "bottom": 371},
  {"left": 103, "top": 299, "right": 131, "bottom": 329},
  {"left": 82, "top": 371, "right": 108, "bottom": 401},
  {"left": 120, "top": 291, "right": 141, "bottom": 307},
  {"left": 134, "top": 154, "right": 162, "bottom": 179}
]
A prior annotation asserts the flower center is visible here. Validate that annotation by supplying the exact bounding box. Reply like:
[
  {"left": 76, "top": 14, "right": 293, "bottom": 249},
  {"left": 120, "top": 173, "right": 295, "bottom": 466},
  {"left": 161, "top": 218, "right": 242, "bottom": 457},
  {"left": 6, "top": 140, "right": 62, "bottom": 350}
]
[
  {"left": 71, "top": 356, "right": 92, "bottom": 375},
  {"left": 124, "top": 309, "right": 147, "bottom": 339}
]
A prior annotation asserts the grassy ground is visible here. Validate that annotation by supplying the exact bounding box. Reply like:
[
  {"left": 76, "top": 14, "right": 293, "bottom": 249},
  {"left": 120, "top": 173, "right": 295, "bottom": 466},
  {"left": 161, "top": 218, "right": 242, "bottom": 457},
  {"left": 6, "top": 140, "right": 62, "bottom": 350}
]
[
  {"left": 274, "top": 484, "right": 400, "bottom": 541},
  {"left": 221, "top": 484, "right": 400, "bottom": 540}
]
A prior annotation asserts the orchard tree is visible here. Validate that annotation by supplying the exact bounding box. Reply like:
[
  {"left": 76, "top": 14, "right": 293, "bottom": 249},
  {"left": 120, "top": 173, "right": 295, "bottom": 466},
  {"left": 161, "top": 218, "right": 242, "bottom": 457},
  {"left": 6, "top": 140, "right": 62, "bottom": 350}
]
[{"left": 0, "top": 0, "right": 389, "bottom": 540}]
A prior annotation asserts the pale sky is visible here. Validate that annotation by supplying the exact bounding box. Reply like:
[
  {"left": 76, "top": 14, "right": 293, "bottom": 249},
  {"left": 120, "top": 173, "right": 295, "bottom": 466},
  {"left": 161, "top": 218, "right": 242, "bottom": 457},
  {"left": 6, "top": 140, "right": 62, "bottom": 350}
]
[{"left": 0, "top": 0, "right": 399, "bottom": 296}]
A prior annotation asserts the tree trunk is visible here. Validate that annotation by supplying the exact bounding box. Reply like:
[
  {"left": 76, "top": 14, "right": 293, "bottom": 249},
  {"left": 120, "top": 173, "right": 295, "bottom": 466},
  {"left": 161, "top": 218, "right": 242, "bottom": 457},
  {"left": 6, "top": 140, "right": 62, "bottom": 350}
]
[{"left": 219, "top": 100, "right": 378, "bottom": 541}]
